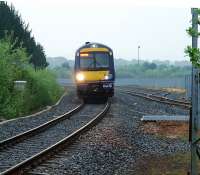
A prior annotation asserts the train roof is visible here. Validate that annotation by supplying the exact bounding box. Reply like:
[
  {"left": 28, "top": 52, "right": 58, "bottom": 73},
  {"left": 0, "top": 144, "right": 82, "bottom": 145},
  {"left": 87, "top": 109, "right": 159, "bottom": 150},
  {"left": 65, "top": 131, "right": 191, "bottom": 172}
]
[{"left": 76, "top": 42, "right": 113, "bottom": 53}]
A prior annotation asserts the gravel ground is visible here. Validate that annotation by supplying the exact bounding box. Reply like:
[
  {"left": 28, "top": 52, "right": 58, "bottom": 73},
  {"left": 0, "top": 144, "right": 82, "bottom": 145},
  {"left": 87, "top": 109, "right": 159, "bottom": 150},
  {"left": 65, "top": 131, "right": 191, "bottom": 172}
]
[
  {"left": 0, "top": 89, "right": 80, "bottom": 141},
  {"left": 0, "top": 103, "right": 105, "bottom": 173},
  {"left": 30, "top": 87, "right": 189, "bottom": 175}
]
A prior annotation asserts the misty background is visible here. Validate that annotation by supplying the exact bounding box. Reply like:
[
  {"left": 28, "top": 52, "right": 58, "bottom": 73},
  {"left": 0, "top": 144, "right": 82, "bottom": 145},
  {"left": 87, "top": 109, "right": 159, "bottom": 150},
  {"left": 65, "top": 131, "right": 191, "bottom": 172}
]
[
  {"left": 6, "top": 0, "right": 200, "bottom": 61},
  {"left": 5, "top": 0, "right": 200, "bottom": 88}
]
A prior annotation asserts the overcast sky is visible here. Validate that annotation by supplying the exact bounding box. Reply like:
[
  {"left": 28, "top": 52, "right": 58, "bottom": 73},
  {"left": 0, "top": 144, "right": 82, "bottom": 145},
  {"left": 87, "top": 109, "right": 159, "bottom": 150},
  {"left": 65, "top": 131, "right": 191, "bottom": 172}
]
[{"left": 6, "top": 0, "right": 200, "bottom": 61}]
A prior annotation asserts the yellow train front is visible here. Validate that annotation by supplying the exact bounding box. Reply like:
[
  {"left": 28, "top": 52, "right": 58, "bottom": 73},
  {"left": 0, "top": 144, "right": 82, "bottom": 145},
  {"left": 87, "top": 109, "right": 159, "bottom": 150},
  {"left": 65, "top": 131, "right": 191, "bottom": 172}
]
[{"left": 74, "top": 42, "right": 115, "bottom": 99}]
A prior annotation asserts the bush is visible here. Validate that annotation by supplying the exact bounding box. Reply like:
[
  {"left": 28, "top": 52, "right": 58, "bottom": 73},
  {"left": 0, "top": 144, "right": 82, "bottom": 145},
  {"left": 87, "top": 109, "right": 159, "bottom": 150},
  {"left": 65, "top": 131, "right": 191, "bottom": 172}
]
[
  {"left": 52, "top": 66, "right": 72, "bottom": 79},
  {"left": 0, "top": 37, "right": 63, "bottom": 119},
  {"left": 0, "top": 36, "right": 27, "bottom": 118},
  {"left": 24, "top": 68, "right": 63, "bottom": 111}
]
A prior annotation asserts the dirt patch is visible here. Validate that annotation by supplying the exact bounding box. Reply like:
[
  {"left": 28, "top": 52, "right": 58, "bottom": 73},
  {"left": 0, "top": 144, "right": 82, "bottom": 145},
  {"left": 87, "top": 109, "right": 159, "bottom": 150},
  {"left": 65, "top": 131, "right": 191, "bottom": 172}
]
[
  {"left": 162, "top": 87, "right": 186, "bottom": 94},
  {"left": 132, "top": 153, "right": 191, "bottom": 175},
  {"left": 140, "top": 121, "right": 189, "bottom": 140}
]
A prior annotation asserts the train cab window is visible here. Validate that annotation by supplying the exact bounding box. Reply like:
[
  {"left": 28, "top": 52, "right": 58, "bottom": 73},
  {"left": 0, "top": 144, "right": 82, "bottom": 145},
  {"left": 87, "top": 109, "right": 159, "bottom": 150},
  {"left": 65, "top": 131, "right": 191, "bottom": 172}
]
[
  {"left": 80, "top": 53, "right": 94, "bottom": 69},
  {"left": 95, "top": 53, "right": 109, "bottom": 68},
  {"left": 79, "top": 52, "right": 110, "bottom": 69}
]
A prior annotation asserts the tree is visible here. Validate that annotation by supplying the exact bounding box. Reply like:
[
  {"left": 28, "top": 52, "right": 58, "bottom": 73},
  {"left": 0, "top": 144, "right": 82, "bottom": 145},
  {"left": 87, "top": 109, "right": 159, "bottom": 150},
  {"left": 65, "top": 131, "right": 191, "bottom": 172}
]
[
  {"left": 143, "top": 62, "right": 157, "bottom": 70},
  {"left": 0, "top": 2, "right": 48, "bottom": 69},
  {"left": 185, "top": 8, "right": 200, "bottom": 67},
  {"left": 61, "top": 62, "right": 70, "bottom": 69}
]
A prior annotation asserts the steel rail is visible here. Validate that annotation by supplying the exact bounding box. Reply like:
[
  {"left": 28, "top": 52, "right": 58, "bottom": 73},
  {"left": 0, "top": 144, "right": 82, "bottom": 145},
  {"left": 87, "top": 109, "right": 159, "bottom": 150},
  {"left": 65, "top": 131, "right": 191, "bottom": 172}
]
[
  {"left": 119, "top": 87, "right": 190, "bottom": 104},
  {"left": 121, "top": 89, "right": 191, "bottom": 109},
  {"left": 0, "top": 103, "right": 84, "bottom": 149},
  {"left": 116, "top": 85, "right": 170, "bottom": 96},
  {"left": 117, "top": 86, "right": 190, "bottom": 104},
  {"left": 142, "top": 91, "right": 190, "bottom": 105},
  {"left": 1, "top": 100, "right": 110, "bottom": 175}
]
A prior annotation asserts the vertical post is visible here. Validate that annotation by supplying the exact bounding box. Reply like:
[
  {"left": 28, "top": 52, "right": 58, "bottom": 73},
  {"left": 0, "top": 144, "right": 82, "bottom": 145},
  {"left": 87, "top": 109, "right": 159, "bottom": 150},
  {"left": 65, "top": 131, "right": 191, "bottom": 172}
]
[
  {"left": 191, "top": 8, "right": 199, "bottom": 175},
  {"left": 185, "top": 75, "right": 187, "bottom": 99},
  {"left": 138, "top": 45, "right": 140, "bottom": 65}
]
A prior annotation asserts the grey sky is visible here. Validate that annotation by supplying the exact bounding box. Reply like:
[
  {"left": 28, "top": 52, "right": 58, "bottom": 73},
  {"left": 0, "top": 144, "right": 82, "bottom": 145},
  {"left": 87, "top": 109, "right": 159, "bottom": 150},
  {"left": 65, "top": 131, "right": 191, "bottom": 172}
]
[{"left": 7, "top": 0, "right": 200, "bottom": 61}]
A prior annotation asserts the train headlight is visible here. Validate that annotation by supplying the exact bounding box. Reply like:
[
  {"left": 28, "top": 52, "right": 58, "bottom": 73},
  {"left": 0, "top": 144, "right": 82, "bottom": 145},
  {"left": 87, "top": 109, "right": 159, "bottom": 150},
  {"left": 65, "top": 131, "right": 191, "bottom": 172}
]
[
  {"left": 76, "top": 73, "right": 85, "bottom": 81},
  {"left": 104, "top": 75, "right": 109, "bottom": 80},
  {"left": 104, "top": 74, "right": 113, "bottom": 80}
]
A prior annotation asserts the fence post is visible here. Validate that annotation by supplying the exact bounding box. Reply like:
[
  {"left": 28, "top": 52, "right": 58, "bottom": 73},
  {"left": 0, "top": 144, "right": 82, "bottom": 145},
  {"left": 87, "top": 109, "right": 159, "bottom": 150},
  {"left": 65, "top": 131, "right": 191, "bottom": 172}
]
[{"left": 190, "top": 8, "right": 199, "bottom": 175}]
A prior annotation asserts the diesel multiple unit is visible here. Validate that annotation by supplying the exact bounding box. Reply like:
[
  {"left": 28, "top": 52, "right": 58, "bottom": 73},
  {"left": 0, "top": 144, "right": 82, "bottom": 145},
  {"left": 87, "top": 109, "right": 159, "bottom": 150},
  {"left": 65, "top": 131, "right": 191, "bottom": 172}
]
[{"left": 74, "top": 42, "right": 115, "bottom": 99}]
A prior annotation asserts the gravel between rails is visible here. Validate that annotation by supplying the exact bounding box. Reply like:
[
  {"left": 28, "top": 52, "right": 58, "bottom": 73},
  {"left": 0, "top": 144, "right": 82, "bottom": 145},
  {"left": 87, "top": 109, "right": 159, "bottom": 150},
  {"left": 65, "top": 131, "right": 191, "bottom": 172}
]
[
  {"left": 0, "top": 90, "right": 80, "bottom": 141},
  {"left": 30, "top": 90, "right": 189, "bottom": 175},
  {"left": 0, "top": 103, "right": 105, "bottom": 173}
]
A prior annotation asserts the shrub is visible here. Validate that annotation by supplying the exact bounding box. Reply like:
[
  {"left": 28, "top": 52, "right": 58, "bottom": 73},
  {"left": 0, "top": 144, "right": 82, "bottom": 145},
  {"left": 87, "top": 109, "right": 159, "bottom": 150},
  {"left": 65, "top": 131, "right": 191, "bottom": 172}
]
[
  {"left": 0, "top": 36, "right": 28, "bottom": 118},
  {"left": 0, "top": 37, "right": 63, "bottom": 119},
  {"left": 24, "top": 68, "right": 63, "bottom": 111}
]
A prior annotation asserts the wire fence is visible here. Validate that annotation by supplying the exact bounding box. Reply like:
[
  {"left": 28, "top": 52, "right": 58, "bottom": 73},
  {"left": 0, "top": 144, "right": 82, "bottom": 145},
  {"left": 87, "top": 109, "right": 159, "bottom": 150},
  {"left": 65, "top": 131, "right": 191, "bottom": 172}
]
[
  {"left": 58, "top": 77, "right": 188, "bottom": 87},
  {"left": 185, "top": 75, "right": 192, "bottom": 100}
]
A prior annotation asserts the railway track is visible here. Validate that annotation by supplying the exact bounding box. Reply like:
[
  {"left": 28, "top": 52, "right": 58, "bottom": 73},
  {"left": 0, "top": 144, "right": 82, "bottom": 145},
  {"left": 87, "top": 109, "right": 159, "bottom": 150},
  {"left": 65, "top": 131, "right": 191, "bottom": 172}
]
[
  {"left": 0, "top": 103, "right": 84, "bottom": 148},
  {"left": 120, "top": 89, "right": 191, "bottom": 109},
  {"left": 0, "top": 100, "right": 110, "bottom": 175},
  {"left": 116, "top": 85, "right": 171, "bottom": 97}
]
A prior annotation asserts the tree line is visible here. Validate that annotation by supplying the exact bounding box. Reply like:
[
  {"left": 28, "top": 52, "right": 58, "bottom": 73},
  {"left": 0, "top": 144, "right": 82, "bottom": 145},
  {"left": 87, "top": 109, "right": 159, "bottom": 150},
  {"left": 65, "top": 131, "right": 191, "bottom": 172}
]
[
  {"left": 0, "top": 2, "right": 63, "bottom": 119},
  {"left": 0, "top": 1, "right": 48, "bottom": 69}
]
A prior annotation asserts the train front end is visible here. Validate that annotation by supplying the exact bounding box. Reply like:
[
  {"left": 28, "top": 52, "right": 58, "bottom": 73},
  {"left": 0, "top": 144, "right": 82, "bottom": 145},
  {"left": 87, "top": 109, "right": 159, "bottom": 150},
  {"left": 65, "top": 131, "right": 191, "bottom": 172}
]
[{"left": 74, "top": 42, "right": 115, "bottom": 98}]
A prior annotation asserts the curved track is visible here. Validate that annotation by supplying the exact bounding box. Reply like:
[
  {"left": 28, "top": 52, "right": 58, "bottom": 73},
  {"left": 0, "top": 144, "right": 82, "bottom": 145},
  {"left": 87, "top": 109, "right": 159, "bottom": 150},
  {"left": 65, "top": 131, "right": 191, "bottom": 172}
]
[
  {"left": 0, "top": 103, "right": 84, "bottom": 149},
  {"left": 120, "top": 89, "right": 191, "bottom": 109},
  {"left": 0, "top": 101, "right": 110, "bottom": 175}
]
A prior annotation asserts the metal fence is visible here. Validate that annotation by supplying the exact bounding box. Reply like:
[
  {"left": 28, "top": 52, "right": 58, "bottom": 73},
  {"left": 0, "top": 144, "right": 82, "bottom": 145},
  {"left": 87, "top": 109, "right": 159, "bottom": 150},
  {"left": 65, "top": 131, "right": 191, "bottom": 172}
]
[
  {"left": 115, "top": 77, "right": 187, "bottom": 88},
  {"left": 58, "top": 77, "right": 188, "bottom": 88},
  {"left": 185, "top": 75, "right": 192, "bottom": 100}
]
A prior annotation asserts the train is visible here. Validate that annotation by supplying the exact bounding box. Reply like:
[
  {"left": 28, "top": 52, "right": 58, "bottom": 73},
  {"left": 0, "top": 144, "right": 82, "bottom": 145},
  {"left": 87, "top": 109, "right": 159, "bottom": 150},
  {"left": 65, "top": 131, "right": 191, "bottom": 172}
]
[{"left": 74, "top": 42, "right": 115, "bottom": 99}]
